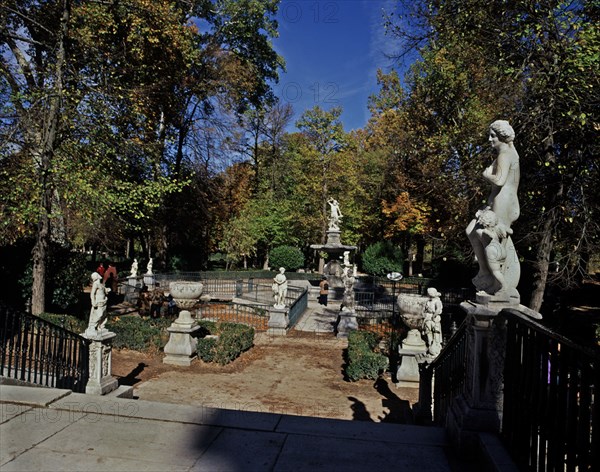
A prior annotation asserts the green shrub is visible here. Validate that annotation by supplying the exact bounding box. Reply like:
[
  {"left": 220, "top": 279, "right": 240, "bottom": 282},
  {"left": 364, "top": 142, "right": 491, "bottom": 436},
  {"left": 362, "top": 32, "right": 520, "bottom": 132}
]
[
  {"left": 36, "top": 313, "right": 87, "bottom": 333},
  {"left": 346, "top": 330, "right": 388, "bottom": 381},
  {"left": 106, "top": 316, "right": 165, "bottom": 352},
  {"left": 361, "top": 241, "right": 404, "bottom": 276},
  {"left": 196, "top": 336, "right": 218, "bottom": 363},
  {"left": 196, "top": 321, "right": 255, "bottom": 365},
  {"left": 269, "top": 246, "right": 305, "bottom": 271}
]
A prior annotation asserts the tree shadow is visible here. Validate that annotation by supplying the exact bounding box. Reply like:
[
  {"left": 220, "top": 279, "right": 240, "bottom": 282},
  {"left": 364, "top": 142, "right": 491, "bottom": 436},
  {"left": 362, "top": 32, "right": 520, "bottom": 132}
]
[
  {"left": 347, "top": 396, "right": 374, "bottom": 422},
  {"left": 373, "top": 377, "right": 414, "bottom": 424},
  {"left": 117, "top": 362, "right": 147, "bottom": 386}
]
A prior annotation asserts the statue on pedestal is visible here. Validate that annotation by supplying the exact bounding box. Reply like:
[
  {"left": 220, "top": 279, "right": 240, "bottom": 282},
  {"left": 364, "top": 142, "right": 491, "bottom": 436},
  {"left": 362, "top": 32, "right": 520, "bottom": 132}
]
[
  {"left": 423, "top": 288, "right": 443, "bottom": 356},
  {"left": 272, "top": 267, "right": 288, "bottom": 308},
  {"left": 146, "top": 258, "right": 153, "bottom": 275},
  {"left": 466, "top": 120, "right": 520, "bottom": 301},
  {"left": 130, "top": 258, "right": 138, "bottom": 277},
  {"left": 87, "top": 272, "right": 110, "bottom": 335},
  {"left": 327, "top": 198, "right": 343, "bottom": 231}
]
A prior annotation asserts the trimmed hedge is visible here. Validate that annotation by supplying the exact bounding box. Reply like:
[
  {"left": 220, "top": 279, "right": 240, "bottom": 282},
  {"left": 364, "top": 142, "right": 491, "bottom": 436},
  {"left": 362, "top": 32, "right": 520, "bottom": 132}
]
[
  {"left": 106, "top": 316, "right": 168, "bottom": 352},
  {"left": 346, "top": 330, "right": 389, "bottom": 381},
  {"left": 196, "top": 321, "right": 255, "bottom": 365},
  {"left": 269, "top": 245, "right": 305, "bottom": 271}
]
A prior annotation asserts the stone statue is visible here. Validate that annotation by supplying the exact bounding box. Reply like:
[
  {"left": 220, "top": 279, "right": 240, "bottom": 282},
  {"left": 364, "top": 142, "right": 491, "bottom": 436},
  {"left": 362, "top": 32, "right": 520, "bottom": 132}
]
[
  {"left": 146, "top": 258, "right": 153, "bottom": 275},
  {"left": 466, "top": 120, "right": 520, "bottom": 301},
  {"left": 130, "top": 258, "right": 138, "bottom": 277},
  {"left": 343, "top": 250, "right": 350, "bottom": 267},
  {"left": 327, "top": 198, "right": 343, "bottom": 231},
  {"left": 341, "top": 265, "right": 356, "bottom": 311},
  {"left": 422, "top": 288, "right": 443, "bottom": 356},
  {"left": 87, "top": 272, "right": 110, "bottom": 335},
  {"left": 272, "top": 267, "right": 288, "bottom": 308}
]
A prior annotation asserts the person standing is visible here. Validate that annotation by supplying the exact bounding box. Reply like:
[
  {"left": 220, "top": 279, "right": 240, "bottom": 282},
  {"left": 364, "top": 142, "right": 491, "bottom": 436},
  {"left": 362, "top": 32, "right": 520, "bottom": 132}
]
[
  {"left": 102, "top": 262, "right": 118, "bottom": 302},
  {"left": 150, "top": 285, "right": 164, "bottom": 319},
  {"left": 318, "top": 276, "right": 329, "bottom": 306}
]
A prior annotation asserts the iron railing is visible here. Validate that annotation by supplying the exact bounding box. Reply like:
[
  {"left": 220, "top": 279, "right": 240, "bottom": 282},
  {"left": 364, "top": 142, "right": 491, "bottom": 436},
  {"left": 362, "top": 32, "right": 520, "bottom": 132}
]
[
  {"left": 424, "top": 319, "right": 469, "bottom": 425},
  {"left": 501, "top": 308, "right": 599, "bottom": 471},
  {"left": 0, "top": 305, "right": 89, "bottom": 392},
  {"left": 287, "top": 286, "right": 308, "bottom": 328},
  {"left": 198, "top": 303, "right": 270, "bottom": 331}
]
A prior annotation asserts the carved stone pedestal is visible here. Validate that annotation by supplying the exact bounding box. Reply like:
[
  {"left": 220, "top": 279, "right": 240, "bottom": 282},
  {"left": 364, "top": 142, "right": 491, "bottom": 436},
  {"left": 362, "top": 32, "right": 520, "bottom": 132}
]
[
  {"left": 124, "top": 276, "right": 141, "bottom": 303},
  {"left": 336, "top": 310, "right": 358, "bottom": 338},
  {"left": 83, "top": 330, "right": 118, "bottom": 395},
  {"left": 396, "top": 329, "right": 427, "bottom": 388},
  {"left": 144, "top": 274, "right": 155, "bottom": 288},
  {"left": 445, "top": 302, "right": 509, "bottom": 453},
  {"left": 267, "top": 307, "right": 289, "bottom": 336},
  {"left": 163, "top": 310, "right": 201, "bottom": 366}
]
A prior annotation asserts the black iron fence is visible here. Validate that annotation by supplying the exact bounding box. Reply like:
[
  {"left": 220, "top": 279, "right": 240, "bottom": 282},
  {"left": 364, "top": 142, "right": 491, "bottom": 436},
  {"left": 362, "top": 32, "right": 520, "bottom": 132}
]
[
  {"left": 421, "top": 308, "right": 599, "bottom": 471},
  {"left": 198, "top": 303, "right": 270, "bottom": 331},
  {"left": 502, "top": 308, "right": 599, "bottom": 471},
  {"left": 0, "top": 305, "right": 89, "bottom": 392},
  {"left": 426, "top": 319, "right": 469, "bottom": 425}
]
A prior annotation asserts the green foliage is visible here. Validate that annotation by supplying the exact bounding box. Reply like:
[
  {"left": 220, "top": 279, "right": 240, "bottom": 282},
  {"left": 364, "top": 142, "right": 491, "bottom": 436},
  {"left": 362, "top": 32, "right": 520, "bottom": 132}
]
[
  {"left": 346, "top": 330, "right": 388, "bottom": 381},
  {"left": 361, "top": 241, "right": 404, "bottom": 276},
  {"left": 269, "top": 245, "right": 305, "bottom": 271},
  {"left": 36, "top": 313, "right": 87, "bottom": 333},
  {"left": 19, "top": 245, "right": 89, "bottom": 310},
  {"left": 106, "top": 316, "right": 166, "bottom": 352},
  {"left": 196, "top": 321, "right": 255, "bottom": 365}
]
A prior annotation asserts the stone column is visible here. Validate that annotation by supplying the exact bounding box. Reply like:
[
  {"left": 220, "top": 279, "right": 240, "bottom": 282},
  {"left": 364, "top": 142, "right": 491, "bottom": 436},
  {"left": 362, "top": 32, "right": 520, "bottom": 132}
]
[
  {"left": 396, "top": 329, "right": 428, "bottom": 388},
  {"left": 124, "top": 276, "right": 141, "bottom": 303},
  {"left": 267, "top": 307, "right": 289, "bottom": 336},
  {"left": 163, "top": 310, "right": 201, "bottom": 366},
  {"left": 336, "top": 310, "right": 358, "bottom": 338},
  {"left": 445, "top": 302, "right": 508, "bottom": 453},
  {"left": 83, "top": 330, "right": 119, "bottom": 395}
]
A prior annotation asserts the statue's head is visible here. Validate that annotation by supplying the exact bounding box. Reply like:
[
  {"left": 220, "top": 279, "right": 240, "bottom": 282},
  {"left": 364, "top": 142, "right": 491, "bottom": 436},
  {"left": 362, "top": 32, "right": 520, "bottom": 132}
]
[
  {"left": 279, "top": 267, "right": 285, "bottom": 273},
  {"left": 478, "top": 209, "right": 498, "bottom": 228},
  {"left": 489, "top": 120, "right": 515, "bottom": 143},
  {"left": 427, "top": 287, "right": 441, "bottom": 298},
  {"left": 91, "top": 272, "right": 101, "bottom": 282}
]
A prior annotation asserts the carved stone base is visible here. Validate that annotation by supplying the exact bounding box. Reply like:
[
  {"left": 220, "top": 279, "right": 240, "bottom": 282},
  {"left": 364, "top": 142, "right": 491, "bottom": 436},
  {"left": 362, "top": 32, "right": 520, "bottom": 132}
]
[
  {"left": 83, "top": 330, "right": 118, "bottom": 395},
  {"left": 267, "top": 307, "right": 289, "bottom": 336},
  {"left": 396, "top": 334, "right": 428, "bottom": 388},
  {"left": 336, "top": 311, "right": 358, "bottom": 338},
  {"left": 163, "top": 310, "right": 201, "bottom": 366},
  {"left": 325, "top": 230, "right": 341, "bottom": 246}
]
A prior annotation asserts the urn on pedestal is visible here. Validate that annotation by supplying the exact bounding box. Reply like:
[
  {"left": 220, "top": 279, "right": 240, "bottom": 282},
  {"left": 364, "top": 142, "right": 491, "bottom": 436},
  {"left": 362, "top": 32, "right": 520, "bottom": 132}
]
[{"left": 163, "top": 281, "right": 203, "bottom": 366}]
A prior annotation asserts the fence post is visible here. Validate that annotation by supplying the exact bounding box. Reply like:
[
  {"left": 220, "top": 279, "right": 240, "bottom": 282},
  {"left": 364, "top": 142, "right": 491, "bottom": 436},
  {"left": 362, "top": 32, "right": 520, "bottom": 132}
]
[
  {"left": 445, "top": 302, "right": 509, "bottom": 454},
  {"left": 416, "top": 362, "right": 434, "bottom": 424}
]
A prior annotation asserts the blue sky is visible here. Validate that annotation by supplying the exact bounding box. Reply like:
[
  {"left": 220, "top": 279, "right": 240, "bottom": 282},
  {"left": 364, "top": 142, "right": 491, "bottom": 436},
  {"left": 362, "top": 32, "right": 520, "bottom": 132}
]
[{"left": 272, "top": 0, "right": 405, "bottom": 132}]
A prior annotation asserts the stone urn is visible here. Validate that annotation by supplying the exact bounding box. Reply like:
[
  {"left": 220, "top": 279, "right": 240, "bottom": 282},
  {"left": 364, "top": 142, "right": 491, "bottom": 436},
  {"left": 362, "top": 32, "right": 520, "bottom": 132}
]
[
  {"left": 170, "top": 281, "right": 203, "bottom": 313},
  {"left": 396, "top": 293, "right": 429, "bottom": 388},
  {"left": 397, "top": 293, "right": 428, "bottom": 348},
  {"left": 163, "top": 281, "right": 203, "bottom": 366}
]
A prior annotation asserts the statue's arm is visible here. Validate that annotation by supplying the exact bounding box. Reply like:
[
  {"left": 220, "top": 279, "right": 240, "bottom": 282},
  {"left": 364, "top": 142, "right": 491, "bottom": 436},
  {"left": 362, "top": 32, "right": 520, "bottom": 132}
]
[{"left": 483, "top": 152, "right": 511, "bottom": 187}]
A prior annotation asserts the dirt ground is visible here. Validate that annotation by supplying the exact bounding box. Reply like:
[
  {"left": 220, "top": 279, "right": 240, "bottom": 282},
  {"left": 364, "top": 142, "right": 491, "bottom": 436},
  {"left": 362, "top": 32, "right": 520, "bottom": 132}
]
[{"left": 111, "top": 330, "right": 419, "bottom": 424}]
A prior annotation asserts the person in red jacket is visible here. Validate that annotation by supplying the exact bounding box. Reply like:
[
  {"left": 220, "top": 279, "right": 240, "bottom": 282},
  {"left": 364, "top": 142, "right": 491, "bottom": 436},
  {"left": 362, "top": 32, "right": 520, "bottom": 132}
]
[{"left": 96, "top": 262, "right": 105, "bottom": 277}]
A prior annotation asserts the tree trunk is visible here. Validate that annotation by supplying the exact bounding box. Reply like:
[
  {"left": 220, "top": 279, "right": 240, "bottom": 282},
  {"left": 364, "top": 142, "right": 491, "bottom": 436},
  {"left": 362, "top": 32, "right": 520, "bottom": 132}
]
[
  {"left": 30, "top": 0, "right": 70, "bottom": 315},
  {"left": 529, "top": 182, "right": 563, "bottom": 312}
]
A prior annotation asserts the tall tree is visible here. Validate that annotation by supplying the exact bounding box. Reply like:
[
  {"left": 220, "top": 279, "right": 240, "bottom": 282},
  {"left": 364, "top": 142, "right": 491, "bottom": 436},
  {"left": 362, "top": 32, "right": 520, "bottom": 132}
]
[
  {"left": 296, "top": 106, "right": 346, "bottom": 244},
  {"left": 384, "top": 0, "right": 599, "bottom": 311}
]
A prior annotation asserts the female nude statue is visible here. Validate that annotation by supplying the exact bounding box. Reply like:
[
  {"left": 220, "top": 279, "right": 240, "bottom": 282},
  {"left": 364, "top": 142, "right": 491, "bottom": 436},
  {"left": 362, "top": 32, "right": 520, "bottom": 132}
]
[{"left": 466, "top": 120, "right": 520, "bottom": 299}]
